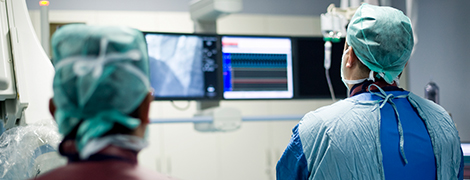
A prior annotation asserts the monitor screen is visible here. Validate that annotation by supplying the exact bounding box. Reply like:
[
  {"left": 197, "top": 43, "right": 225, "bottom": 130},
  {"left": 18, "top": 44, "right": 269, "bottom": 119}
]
[
  {"left": 293, "top": 37, "right": 347, "bottom": 99},
  {"left": 221, "top": 36, "right": 294, "bottom": 99},
  {"left": 145, "top": 32, "right": 220, "bottom": 100}
]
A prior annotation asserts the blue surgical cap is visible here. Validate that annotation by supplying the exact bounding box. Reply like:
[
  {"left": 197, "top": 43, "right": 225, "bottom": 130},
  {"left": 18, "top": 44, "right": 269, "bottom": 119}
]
[
  {"left": 346, "top": 3, "right": 414, "bottom": 84},
  {"left": 51, "top": 24, "right": 150, "bottom": 152}
]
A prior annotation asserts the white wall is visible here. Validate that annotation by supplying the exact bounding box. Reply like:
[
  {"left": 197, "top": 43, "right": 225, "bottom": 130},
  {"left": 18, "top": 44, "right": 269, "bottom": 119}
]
[
  {"left": 408, "top": 0, "right": 470, "bottom": 142},
  {"left": 29, "top": 10, "right": 333, "bottom": 180}
]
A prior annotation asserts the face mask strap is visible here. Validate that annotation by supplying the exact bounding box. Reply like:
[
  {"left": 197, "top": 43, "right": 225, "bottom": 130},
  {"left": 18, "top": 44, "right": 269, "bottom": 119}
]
[{"left": 342, "top": 70, "right": 377, "bottom": 85}]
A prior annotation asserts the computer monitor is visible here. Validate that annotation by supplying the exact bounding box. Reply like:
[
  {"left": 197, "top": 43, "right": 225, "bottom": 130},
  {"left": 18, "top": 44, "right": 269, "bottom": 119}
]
[
  {"left": 292, "top": 37, "right": 347, "bottom": 99},
  {"left": 221, "top": 36, "right": 294, "bottom": 99},
  {"left": 144, "top": 32, "right": 221, "bottom": 100}
]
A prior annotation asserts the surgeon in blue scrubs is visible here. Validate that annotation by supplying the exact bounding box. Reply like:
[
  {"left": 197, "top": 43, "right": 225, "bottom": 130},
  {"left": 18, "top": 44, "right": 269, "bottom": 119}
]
[{"left": 276, "top": 3, "right": 463, "bottom": 180}]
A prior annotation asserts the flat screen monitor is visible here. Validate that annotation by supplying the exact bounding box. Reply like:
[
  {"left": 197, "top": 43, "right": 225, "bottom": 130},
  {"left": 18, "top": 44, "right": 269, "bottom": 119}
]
[
  {"left": 221, "top": 36, "right": 294, "bottom": 99},
  {"left": 144, "top": 32, "right": 221, "bottom": 100},
  {"left": 293, "top": 37, "right": 347, "bottom": 99}
]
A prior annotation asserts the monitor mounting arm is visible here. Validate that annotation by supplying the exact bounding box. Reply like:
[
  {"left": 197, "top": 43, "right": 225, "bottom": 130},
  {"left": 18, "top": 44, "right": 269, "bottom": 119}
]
[
  {"left": 189, "top": 0, "right": 243, "bottom": 132},
  {"left": 189, "top": 0, "right": 242, "bottom": 111},
  {"left": 189, "top": 0, "right": 242, "bottom": 34}
]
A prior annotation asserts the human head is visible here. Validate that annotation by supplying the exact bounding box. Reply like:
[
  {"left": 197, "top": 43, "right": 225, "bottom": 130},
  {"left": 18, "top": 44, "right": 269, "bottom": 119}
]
[
  {"left": 50, "top": 24, "right": 151, "bottom": 152},
  {"left": 343, "top": 3, "right": 414, "bottom": 84}
]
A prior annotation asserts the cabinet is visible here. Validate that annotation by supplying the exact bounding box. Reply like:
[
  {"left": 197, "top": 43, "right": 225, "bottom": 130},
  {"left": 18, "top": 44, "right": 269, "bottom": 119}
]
[{"left": 139, "top": 99, "right": 331, "bottom": 180}]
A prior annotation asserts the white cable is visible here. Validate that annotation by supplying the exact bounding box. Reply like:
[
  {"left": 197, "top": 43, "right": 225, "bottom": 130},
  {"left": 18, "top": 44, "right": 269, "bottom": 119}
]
[
  {"left": 170, "top": 100, "right": 191, "bottom": 111},
  {"left": 324, "top": 41, "right": 336, "bottom": 101}
]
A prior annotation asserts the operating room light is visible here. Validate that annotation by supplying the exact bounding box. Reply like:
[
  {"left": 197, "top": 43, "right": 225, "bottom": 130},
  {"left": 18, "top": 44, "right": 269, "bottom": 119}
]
[{"left": 39, "top": 1, "right": 49, "bottom": 6}]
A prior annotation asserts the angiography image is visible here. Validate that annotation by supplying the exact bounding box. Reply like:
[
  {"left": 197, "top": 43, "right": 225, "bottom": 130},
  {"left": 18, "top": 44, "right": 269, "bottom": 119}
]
[{"left": 146, "top": 34, "right": 205, "bottom": 98}]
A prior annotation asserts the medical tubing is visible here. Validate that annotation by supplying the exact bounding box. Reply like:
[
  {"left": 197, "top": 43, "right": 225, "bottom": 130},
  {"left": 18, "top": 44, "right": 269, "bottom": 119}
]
[
  {"left": 324, "top": 41, "right": 332, "bottom": 70},
  {"left": 324, "top": 41, "right": 336, "bottom": 101},
  {"left": 325, "top": 69, "right": 336, "bottom": 101}
]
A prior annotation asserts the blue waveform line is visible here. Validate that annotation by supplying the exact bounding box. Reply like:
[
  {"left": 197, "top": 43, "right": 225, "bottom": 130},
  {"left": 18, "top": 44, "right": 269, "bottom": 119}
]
[{"left": 225, "top": 53, "right": 288, "bottom": 68}]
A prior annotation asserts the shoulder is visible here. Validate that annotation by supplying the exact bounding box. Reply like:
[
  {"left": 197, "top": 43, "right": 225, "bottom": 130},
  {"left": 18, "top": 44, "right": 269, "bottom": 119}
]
[
  {"left": 306, "top": 99, "right": 355, "bottom": 118},
  {"left": 299, "top": 99, "right": 360, "bottom": 128},
  {"left": 297, "top": 96, "right": 382, "bottom": 143},
  {"left": 131, "top": 165, "right": 179, "bottom": 180},
  {"left": 32, "top": 161, "right": 177, "bottom": 180},
  {"left": 407, "top": 92, "right": 457, "bottom": 132},
  {"left": 297, "top": 99, "right": 356, "bottom": 137},
  {"left": 407, "top": 92, "right": 448, "bottom": 115},
  {"left": 407, "top": 92, "right": 454, "bottom": 125}
]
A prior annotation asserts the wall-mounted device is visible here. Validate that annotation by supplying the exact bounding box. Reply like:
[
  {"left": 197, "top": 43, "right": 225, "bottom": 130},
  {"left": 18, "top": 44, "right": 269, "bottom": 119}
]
[
  {"left": 189, "top": 0, "right": 243, "bottom": 33},
  {"left": 189, "top": 0, "right": 242, "bottom": 22}
]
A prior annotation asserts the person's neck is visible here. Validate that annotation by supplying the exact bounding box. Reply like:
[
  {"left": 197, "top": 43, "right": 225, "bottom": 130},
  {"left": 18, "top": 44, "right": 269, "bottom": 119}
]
[
  {"left": 349, "top": 80, "right": 399, "bottom": 97},
  {"left": 345, "top": 70, "right": 370, "bottom": 90},
  {"left": 59, "top": 139, "right": 139, "bottom": 164}
]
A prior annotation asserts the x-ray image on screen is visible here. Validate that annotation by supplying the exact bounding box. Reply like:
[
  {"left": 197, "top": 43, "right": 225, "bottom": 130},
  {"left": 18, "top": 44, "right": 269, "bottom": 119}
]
[{"left": 145, "top": 33, "right": 219, "bottom": 99}]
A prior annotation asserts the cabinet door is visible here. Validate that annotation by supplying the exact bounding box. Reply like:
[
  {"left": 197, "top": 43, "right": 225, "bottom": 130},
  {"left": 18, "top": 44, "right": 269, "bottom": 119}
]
[
  {"left": 162, "top": 123, "right": 218, "bottom": 180},
  {"left": 162, "top": 122, "right": 271, "bottom": 180},
  {"left": 216, "top": 121, "right": 270, "bottom": 180}
]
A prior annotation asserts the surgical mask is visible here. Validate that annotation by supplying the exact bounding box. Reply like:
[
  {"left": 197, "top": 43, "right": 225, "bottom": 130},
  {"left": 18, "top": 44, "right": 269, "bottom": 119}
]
[{"left": 340, "top": 48, "right": 375, "bottom": 90}]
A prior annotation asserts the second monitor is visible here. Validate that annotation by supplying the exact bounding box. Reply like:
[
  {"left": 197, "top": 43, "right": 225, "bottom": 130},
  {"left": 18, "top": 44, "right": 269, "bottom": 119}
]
[{"left": 221, "top": 36, "right": 294, "bottom": 99}]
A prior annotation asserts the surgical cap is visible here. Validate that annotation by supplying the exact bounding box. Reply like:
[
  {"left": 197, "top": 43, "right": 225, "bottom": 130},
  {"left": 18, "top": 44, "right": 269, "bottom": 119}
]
[
  {"left": 346, "top": 3, "right": 414, "bottom": 84},
  {"left": 51, "top": 24, "right": 150, "bottom": 152}
]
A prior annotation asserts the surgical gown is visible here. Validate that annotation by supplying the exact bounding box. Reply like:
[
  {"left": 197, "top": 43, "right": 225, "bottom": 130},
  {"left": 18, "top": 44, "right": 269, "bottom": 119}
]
[{"left": 276, "top": 90, "right": 462, "bottom": 180}]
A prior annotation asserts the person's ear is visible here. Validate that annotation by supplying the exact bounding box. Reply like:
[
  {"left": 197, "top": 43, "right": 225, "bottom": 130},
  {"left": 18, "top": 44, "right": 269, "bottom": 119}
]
[
  {"left": 49, "top": 98, "right": 56, "bottom": 118},
  {"left": 398, "top": 62, "right": 409, "bottom": 78},
  {"left": 138, "top": 93, "right": 153, "bottom": 124},
  {"left": 346, "top": 47, "right": 358, "bottom": 68}
]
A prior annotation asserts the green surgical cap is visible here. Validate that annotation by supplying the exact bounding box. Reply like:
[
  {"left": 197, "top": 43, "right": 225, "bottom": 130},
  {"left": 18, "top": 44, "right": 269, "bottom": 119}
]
[
  {"left": 346, "top": 3, "right": 414, "bottom": 84},
  {"left": 51, "top": 24, "right": 150, "bottom": 152}
]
